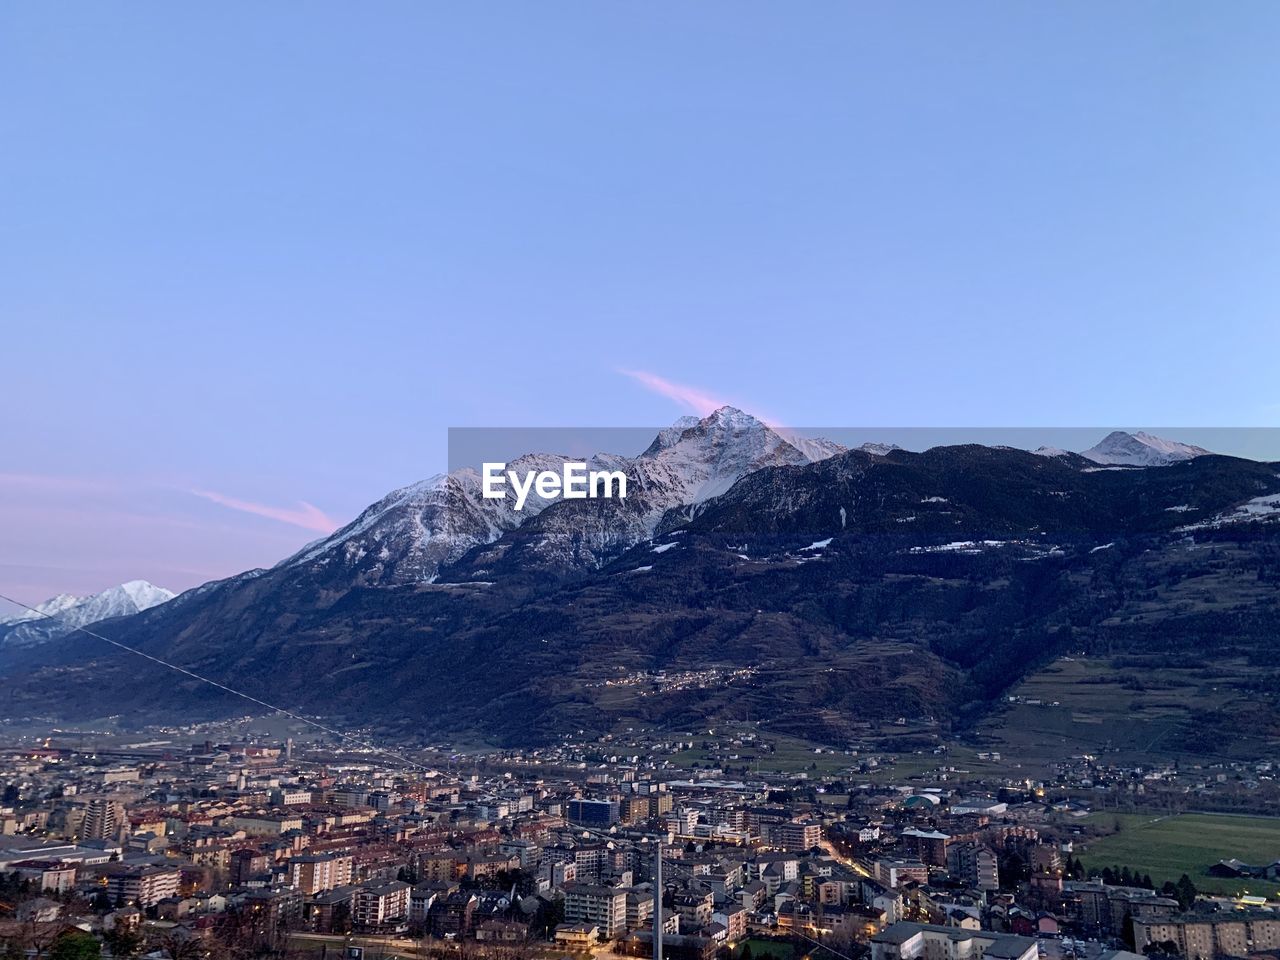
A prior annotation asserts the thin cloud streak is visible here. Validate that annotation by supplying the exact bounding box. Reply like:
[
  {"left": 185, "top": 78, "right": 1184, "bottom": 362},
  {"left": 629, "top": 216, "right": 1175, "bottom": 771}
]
[
  {"left": 189, "top": 489, "right": 339, "bottom": 534},
  {"left": 619, "top": 369, "right": 789, "bottom": 428},
  {"left": 618, "top": 369, "right": 731, "bottom": 417}
]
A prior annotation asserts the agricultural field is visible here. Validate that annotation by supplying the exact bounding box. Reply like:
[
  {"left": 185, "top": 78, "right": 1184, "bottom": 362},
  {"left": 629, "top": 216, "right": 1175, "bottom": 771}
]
[
  {"left": 1079, "top": 812, "right": 1280, "bottom": 898},
  {"left": 975, "top": 655, "right": 1278, "bottom": 776}
]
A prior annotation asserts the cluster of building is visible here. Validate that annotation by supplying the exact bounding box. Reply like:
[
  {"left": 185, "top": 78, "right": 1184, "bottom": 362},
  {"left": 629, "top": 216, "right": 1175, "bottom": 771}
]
[{"left": 0, "top": 731, "right": 1275, "bottom": 960}]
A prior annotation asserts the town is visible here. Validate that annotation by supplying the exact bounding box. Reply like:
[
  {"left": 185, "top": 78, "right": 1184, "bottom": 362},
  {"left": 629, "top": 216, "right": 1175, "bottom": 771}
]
[{"left": 1, "top": 718, "right": 1277, "bottom": 960}]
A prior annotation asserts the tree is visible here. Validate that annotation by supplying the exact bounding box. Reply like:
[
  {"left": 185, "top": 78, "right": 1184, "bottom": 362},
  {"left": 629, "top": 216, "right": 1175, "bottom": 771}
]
[
  {"left": 102, "top": 927, "right": 144, "bottom": 959},
  {"left": 1175, "top": 874, "right": 1198, "bottom": 910},
  {"left": 1121, "top": 914, "right": 1136, "bottom": 950},
  {"left": 48, "top": 931, "right": 101, "bottom": 960},
  {"left": 150, "top": 933, "right": 209, "bottom": 960}
]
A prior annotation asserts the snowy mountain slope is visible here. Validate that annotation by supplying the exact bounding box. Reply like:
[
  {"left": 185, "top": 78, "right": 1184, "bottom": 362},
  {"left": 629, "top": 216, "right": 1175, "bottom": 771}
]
[
  {"left": 0, "top": 580, "right": 174, "bottom": 648},
  {"left": 781, "top": 434, "right": 848, "bottom": 463},
  {"left": 281, "top": 407, "right": 847, "bottom": 585},
  {"left": 445, "top": 408, "right": 847, "bottom": 574},
  {"left": 1081, "top": 431, "right": 1212, "bottom": 467},
  {"left": 274, "top": 452, "right": 585, "bottom": 585},
  {"left": 639, "top": 407, "right": 836, "bottom": 503},
  {"left": 856, "top": 442, "right": 902, "bottom": 457}
]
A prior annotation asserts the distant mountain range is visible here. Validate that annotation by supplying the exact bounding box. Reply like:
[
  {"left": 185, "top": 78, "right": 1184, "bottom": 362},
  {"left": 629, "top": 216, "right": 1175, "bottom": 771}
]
[
  {"left": 0, "top": 580, "right": 173, "bottom": 649},
  {"left": 4, "top": 413, "right": 1277, "bottom": 753}
]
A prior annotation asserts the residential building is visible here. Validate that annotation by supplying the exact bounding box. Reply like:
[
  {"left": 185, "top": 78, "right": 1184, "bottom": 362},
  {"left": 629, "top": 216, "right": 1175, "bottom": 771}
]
[
  {"left": 99, "top": 863, "right": 182, "bottom": 908},
  {"left": 870, "top": 922, "right": 1037, "bottom": 960},
  {"left": 353, "top": 881, "right": 411, "bottom": 930},
  {"left": 564, "top": 882, "right": 629, "bottom": 940},
  {"left": 289, "top": 853, "right": 354, "bottom": 894},
  {"left": 767, "top": 820, "right": 821, "bottom": 851},
  {"left": 567, "top": 799, "right": 620, "bottom": 827}
]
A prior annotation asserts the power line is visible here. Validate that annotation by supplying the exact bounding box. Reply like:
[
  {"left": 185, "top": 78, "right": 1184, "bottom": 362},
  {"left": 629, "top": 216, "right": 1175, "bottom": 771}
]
[{"left": 0, "top": 590, "right": 432, "bottom": 772}]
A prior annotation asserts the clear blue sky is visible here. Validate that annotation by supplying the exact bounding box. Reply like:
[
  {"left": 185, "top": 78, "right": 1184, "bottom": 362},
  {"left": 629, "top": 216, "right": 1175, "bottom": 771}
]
[{"left": 3, "top": 2, "right": 1279, "bottom": 599}]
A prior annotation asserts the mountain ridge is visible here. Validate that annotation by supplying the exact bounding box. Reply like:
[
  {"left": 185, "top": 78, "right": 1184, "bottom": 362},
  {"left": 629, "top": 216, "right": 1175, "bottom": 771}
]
[{"left": 2, "top": 416, "right": 1276, "bottom": 751}]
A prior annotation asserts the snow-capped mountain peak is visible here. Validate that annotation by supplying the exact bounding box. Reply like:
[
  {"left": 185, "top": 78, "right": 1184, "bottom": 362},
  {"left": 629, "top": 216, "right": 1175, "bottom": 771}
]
[
  {"left": 275, "top": 408, "right": 850, "bottom": 586},
  {"left": 857, "top": 441, "right": 902, "bottom": 457},
  {"left": 784, "top": 433, "right": 849, "bottom": 463},
  {"left": 1081, "top": 431, "right": 1212, "bottom": 467},
  {"left": 0, "top": 593, "right": 80, "bottom": 626},
  {"left": 115, "top": 580, "right": 175, "bottom": 611},
  {"left": 643, "top": 415, "right": 706, "bottom": 454},
  {"left": 0, "top": 580, "right": 175, "bottom": 649},
  {"left": 278, "top": 454, "right": 577, "bottom": 583},
  {"left": 637, "top": 407, "right": 843, "bottom": 504}
]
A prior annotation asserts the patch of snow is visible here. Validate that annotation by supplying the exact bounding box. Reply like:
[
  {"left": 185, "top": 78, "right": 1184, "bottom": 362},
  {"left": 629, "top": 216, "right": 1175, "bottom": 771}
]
[
  {"left": 1238, "top": 493, "right": 1280, "bottom": 515},
  {"left": 909, "top": 540, "right": 1011, "bottom": 555},
  {"left": 1176, "top": 493, "right": 1280, "bottom": 531}
]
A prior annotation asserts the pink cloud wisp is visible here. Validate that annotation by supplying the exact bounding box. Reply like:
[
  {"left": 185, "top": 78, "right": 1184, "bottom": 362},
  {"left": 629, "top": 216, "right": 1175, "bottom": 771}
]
[
  {"left": 190, "top": 489, "right": 339, "bottom": 534},
  {"left": 619, "top": 369, "right": 731, "bottom": 417}
]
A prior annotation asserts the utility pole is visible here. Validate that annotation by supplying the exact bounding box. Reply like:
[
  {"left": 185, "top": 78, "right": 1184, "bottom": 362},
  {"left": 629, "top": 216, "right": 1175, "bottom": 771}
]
[{"left": 653, "top": 838, "right": 663, "bottom": 960}]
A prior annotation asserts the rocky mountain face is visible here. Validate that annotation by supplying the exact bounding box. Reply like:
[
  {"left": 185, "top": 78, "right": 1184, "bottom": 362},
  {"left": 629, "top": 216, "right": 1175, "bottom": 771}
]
[
  {"left": 270, "top": 408, "right": 839, "bottom": 589},
  {"left": 3, "top": 416, "right": 1276, "bottom": 751},
  {"left": 449, "top": 407, "right": 842, "bottom": 578},
  {"left": 273, "top": 452, "right": 578, "bottom": 589},
  {"left": 0, "top": 580, "right": 174, "bottom": 649}
]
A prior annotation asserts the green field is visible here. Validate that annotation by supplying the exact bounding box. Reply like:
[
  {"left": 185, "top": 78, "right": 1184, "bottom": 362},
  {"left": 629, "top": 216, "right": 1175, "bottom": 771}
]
[
  {"left": 976, "top": 654, "right": 1280, "bottom": 776},
  {"left": 1079, "top": 812, "right": 1280, "bottom": 898}
]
